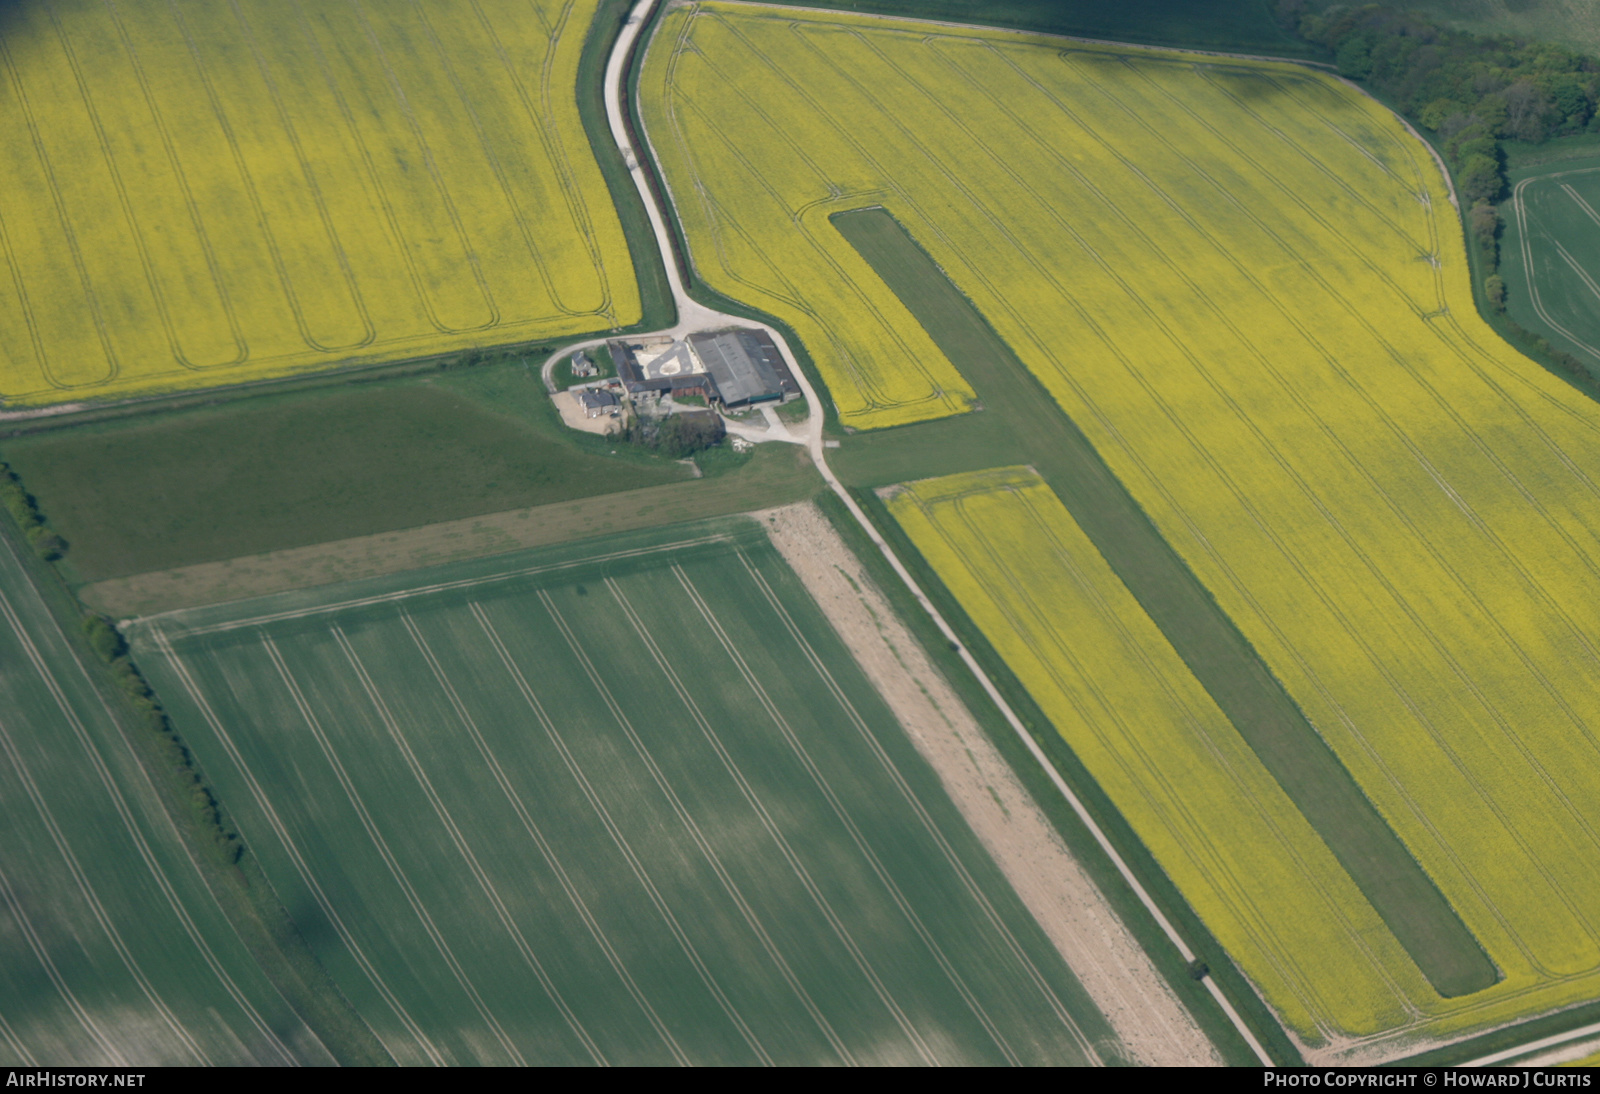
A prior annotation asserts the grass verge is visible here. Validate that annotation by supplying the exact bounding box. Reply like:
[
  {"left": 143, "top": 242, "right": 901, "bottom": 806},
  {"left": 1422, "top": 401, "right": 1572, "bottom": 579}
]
[
  {"left": 1394, "top": 997, "right": 1600, "bottom": 1067},
  {"left": 82, "top": 443, "right": 819, "bottom": 618},
  {"left": 580, "top": 0, "right": 678, "bottom": 332}
]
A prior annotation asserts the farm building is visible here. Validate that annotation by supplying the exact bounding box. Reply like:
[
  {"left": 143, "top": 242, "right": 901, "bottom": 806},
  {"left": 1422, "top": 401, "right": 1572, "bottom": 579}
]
[
  {"left": 687, "top": 329, "right": 799, "bottom": 406},
  {"left": 611, "top": 339, "right": 716, "bottom": 400},
  {"left": 611, "top": 329, "right": 799, "bottom": 408}
]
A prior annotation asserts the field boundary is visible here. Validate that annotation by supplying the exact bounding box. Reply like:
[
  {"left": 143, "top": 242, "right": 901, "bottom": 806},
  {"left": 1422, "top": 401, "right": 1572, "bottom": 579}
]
[{"left": 761, "top": 500, "right": 1220, "bottom": 1065}]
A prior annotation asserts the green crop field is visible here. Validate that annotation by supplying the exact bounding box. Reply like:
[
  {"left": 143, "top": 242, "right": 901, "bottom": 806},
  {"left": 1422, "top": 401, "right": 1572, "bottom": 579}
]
[
  {"left": 127, "top": 521, "right": 1118, "bottom": 1065},
  {"left": 1503, "top": 158, "right": 1600, "bottom": 368},
  {"left": 0, "top": 0, "right": 638, "bottom": 407},
  {"left": 0, "top": 523, "right": 330, "bottom": 1065},
  {"left": 642, "top": 2, "right": 1600, "bottom": 1054}
]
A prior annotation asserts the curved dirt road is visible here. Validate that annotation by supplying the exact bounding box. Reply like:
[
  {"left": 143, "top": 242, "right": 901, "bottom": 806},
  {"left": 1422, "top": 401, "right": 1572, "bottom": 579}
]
[{"left": 593, "top": 0, "right": 1268, "bottom": 1064}]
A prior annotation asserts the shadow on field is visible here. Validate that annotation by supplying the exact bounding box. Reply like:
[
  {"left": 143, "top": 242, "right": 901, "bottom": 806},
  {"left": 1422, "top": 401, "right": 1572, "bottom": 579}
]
[
  {"left": 287, "top": 895, "right": 340, "bottom": 953},
  {"left": 788, "top": 0, "right": 1322, "bottom": 58},
  {"left": 0, "top": 0, "right": 32, "bottom": 40}
]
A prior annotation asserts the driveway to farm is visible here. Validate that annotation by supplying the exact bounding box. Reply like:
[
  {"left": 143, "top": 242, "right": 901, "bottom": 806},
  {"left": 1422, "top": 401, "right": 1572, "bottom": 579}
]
[{"left": 585, "top": 0, "right": 1273, "bottom": 1064}]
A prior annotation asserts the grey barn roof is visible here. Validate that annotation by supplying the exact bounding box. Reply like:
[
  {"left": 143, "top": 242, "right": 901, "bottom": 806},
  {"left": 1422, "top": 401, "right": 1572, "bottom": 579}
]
[{"left": 689, "top": 330, "right": 788, "bottom": 406}]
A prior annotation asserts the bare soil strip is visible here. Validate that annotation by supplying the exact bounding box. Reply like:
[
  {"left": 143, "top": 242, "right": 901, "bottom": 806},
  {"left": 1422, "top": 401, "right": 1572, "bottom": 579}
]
[{"left": 761, "top": 500, "right": 1220, "bottom": 1067}]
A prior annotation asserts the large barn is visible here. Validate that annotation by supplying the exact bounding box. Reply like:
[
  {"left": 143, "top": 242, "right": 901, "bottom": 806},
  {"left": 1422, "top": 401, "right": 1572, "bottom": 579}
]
[
  {"left": 610, "top": 328, "right": 799, "bottom": 408},
  {"left": 688, "top": 329, "right": 800, "bottom": 407}
]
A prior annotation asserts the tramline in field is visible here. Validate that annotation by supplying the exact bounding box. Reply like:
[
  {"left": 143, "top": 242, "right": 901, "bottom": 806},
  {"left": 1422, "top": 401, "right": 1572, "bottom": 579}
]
[
  {"left": 127, "top": 522, "right": 1118, "bottom": 1066},
  {"left": 1504, "top": 160, "right": 1600, "bottom": 366},
  {"left": 641, "top": 2, "right": 1600, "bottom": 1054},
  {"left": 0, "top": 526, "right": 331, "bottom": 1066},
  {"left": 0, "top": 0, "right": 639, "bottom": 406}
]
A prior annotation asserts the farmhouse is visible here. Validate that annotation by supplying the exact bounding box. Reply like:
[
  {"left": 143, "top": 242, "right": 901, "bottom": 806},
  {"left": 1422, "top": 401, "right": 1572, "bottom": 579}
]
[{"left": 576, "top": 389, "right": 619, "bottom": 418}]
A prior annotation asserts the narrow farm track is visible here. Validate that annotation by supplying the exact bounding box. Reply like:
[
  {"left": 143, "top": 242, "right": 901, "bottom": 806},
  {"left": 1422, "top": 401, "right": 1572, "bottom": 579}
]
[
  {"left": 637, "top": 0, "right": 1600, "bottom": 1060},
  {"left": 600, "top": 0, "right": 1257, "bottom": 1062}
]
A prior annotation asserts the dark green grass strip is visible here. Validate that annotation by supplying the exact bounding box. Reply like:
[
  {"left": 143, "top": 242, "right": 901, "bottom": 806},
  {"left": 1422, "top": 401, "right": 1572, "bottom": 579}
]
[{"left": 831, "top": 205, "right": 1499, "bottom": 998}]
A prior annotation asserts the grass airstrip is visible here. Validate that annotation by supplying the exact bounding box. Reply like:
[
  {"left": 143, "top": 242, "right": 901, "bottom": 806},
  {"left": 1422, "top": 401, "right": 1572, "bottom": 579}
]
[
  {"left": 643, "top": 2, "right": 1600, "bottom": 1049},
  {"left": 0, "top": 0, "right": 638, "bottom": 407},
  {"left": 128, "top": 522, "right": 1118, "bottom": 1066}
]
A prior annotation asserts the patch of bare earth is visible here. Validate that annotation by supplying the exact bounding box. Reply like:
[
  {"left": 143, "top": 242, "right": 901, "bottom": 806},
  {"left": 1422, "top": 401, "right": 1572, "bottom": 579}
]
[{"left": 761, "top": 500, "right": 1220, "bottom": 1067}]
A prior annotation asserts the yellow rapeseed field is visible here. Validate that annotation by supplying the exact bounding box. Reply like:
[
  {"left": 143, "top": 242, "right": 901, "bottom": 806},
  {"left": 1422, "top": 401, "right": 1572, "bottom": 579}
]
[
  {"left": 889, "top": 468, "right": 1420, "bottom": 1042},
  {"left": 640, "top": 5, "right": 976, "bottom": 429},
  {"left": 647, "top": 2, "right": 1600, "bottom": 1049},
  {"left": 0, "top": 0, "right": 638, "bottom": 406}
]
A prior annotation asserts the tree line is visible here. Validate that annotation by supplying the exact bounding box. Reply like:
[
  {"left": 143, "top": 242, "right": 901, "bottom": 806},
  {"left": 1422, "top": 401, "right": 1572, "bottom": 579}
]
[
  {"left": 82, "top": 613, "right": 244, "bottom": 867},
  {"left": 0, "top": 460, "right": 67, "bottom": 560},
  {"left": 0, "top": 448, "right": 242, "bottom": 868}
]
